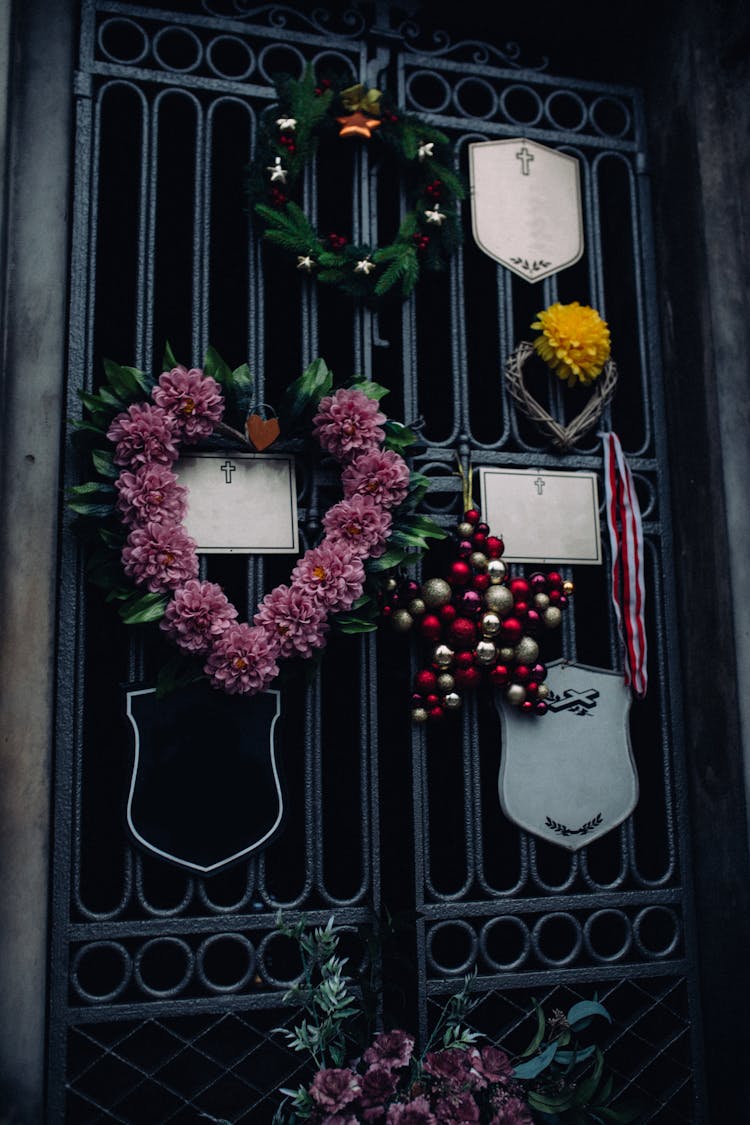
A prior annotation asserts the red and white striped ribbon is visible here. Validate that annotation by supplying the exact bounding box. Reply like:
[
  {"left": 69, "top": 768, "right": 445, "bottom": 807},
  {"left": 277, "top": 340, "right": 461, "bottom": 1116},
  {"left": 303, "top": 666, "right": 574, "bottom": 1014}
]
[{"left": 600, "top": 432, "right": 647, "bottom": 697}]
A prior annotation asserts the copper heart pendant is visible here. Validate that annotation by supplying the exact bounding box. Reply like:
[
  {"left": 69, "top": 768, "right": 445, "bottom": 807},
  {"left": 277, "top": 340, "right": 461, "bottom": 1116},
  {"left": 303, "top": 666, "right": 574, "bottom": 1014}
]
[
  {"left": 245, "top": 413, "right": 281, "bottom": 452},
  {"left": 505, "top": 342, "right": 618, "bottom": 451}
]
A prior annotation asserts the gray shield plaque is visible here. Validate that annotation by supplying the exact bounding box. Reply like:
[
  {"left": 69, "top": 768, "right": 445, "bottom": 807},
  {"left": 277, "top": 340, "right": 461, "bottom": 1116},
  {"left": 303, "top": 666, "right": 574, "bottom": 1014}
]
[
  {"left": 469, "top": 138, "right": 583, "bottom": 283},
  {"left": 495, "top": 660, "right": 638, "bottom": 850}
]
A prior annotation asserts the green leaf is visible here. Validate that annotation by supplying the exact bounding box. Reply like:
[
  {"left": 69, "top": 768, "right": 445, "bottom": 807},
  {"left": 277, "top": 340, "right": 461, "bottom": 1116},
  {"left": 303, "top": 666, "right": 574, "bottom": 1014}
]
[
  {"left": 567, "top": 1000, "right": 612, "bottom": 1031},
  {"left": 527, "top": 1087, "right": 576, "bottom": 1113},
  {"left": 554, "top": 1044, "right": 597, "bottom": 1067},
  {"left": 163, "top": 340, "right": 179, "bottom": 370},
  {"left": 155, "top": 653, "right": 203, "bottom": 699},
  {"left": 91, "top": 448, "right": 118, "bottom": 479},
  {"left": 278, "top": 357, "right": 333, "bottom": 431},
  {"left": 512, "top": 1038, "right": 559, "bottom": 1079},
  {"left": 103, "top": 358, "right": 151, "bottom": 398},
  {"left": 231, "top": 362, "right": 253, "bottom": 392},
  {"left": 573, "top": 1049, "right": 605, "bottom": 1107},
  {"left": 203, "top": 345, "right": 233, "bottom": 389},
  {"left": 382, "top": 419, "right": 417, "bottom": 452},
  {"left": 118, "top": 592, "right": 168, "bottom": 625},
  {"left": 365, "top": 546, "right": 409, "bottom": 572},
  {"left": 68, "top": 500, "right": 115, "bottom": 517},
  {"left": 395, "top": 512, "right": 448, "bottom": 540},
  {"left": 520, "top": 1000, "right": 546, "bottom": 1057},
  {"left": 69, "top": 481, "right": 115, "bottom": 497},
  {"left": 348, "top": 380, "right": 390, "bottom": 401}
]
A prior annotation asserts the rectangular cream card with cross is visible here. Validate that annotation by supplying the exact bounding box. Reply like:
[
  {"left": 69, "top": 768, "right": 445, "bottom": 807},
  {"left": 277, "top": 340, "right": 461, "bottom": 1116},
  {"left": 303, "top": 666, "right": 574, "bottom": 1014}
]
[
  {"left": 175, "top": 452, "right": 298, "bottom": 554},
  {"left": 479, "top": 467, "right": 601, "bottom": 564}
]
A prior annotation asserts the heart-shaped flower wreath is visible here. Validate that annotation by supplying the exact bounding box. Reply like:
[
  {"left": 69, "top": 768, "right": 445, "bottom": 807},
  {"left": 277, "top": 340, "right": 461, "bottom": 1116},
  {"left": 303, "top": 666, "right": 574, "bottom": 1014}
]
[{"left": 70, "top": 350, "right": 445, "bottom": 695}]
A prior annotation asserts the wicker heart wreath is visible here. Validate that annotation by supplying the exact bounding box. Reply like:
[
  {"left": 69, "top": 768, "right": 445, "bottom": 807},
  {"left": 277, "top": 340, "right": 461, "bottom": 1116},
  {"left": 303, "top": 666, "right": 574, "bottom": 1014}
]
[
  {"left": 505, "top": 302, "right": 618, "bottom": 451},
  {"left": 70, "top": 350, "right": 445, "bottom": 696}
]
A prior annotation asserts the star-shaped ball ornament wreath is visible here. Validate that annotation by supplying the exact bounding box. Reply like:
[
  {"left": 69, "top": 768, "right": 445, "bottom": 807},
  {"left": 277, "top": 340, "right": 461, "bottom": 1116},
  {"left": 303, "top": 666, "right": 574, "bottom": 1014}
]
[{"left": 381, "top": 508, "right": 573, "bottom": 722}]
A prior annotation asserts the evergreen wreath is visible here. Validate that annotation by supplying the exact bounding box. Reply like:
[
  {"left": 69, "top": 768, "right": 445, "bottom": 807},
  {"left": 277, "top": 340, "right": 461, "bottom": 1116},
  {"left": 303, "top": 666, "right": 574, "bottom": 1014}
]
[
  {"left": 70, "top": 349, "right": 446, "bottom": 697},
  {"left": 248, "top": 68, "right": 464, "bottom": 300}
]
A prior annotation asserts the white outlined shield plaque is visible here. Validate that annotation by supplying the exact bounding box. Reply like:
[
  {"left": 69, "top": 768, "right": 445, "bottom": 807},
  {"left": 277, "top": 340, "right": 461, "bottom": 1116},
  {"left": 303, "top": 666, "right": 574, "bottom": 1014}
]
[
  {"left": 495, "top": 661, "right": 638, "bottom": 850},
  {"left": 469, "top": 139, "right": 583, "bottom": 283}
]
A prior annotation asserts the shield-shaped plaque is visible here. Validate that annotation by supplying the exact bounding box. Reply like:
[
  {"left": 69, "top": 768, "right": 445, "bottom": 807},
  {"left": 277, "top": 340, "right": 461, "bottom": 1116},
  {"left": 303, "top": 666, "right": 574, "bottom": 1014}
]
[
  {"left": 469, "top": 139, "right": 583, "bottom": 283},
  {"left": 495, "top": 661, "right": 638, "bottom": 850},
  {"left": 126, "top": 682, "right": 284, "bottom": 874}
]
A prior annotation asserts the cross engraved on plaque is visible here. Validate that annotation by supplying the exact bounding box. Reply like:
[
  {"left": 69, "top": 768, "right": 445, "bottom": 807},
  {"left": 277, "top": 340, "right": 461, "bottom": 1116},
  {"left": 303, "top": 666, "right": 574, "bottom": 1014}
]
[
  {"left": 220, "top": 460, "right": 236, "bottom": 484},
  {"left": 534, "top": 476, "right": 546, "bottom": 495},
  {"left": 516, "top": 145, "right": 534, "bottom": 175}
]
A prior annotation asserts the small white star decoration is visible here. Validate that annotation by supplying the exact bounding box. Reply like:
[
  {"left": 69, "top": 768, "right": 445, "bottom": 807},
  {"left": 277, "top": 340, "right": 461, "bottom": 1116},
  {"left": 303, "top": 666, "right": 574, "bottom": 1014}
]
[
  {"left": 297, "top": 255, "right": 315, "bottom": 272},
  {"left": 276, "top": 116, "right": 297, "bottom": 131},
  {"left": 417, "top": 142, "right": 434, "bottom": 161},
  {"left": 354, "top": 257, "right": 376, "bottom": 275},
  {"left": 267, "top": 156, "right": 288, "bottom": 183},
  {"left": 424, "top": 203, "right": 445, "bottom": 225}
]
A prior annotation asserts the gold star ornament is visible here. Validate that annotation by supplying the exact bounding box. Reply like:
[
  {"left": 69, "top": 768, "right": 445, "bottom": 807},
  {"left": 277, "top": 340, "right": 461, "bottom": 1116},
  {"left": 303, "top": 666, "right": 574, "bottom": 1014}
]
[
  {"left": 296, "top": 255, "right": 315, "bottom": 272},
  {"left": 418, "top": 142, "right": 434, "bottom": 161},
  {"left": 337, "top": 111, "right": 382, "bottom": 140},
  {"left": 276, "top": 116, "right": 297, "bottom": 131},
  {"left": 354, "top": 257, "right": 376, "bottom": 275}
]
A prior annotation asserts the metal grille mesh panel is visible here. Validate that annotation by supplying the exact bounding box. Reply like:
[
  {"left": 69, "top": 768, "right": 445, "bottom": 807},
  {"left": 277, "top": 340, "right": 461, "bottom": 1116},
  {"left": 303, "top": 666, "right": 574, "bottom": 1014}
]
[{"left": 50, "top": 1, "right": 704, "bottom": 1120}]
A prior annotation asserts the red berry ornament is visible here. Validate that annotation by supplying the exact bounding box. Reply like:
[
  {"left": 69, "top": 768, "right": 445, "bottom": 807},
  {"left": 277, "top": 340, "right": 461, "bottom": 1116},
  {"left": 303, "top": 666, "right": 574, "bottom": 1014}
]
[
  {"left": 415, "top": 669, "right": 438, "bottom": 693},
  {"left": 449, "top": 560, "right": 471, "bottom": 586},
  {"left": 420, "top": 614, "right": 443, "bottom": 642}
]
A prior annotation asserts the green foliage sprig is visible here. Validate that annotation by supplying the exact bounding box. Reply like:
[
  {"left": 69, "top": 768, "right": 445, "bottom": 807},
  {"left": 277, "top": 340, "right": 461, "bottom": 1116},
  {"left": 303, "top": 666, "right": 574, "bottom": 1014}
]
[{"left": 248, "top": 68, "right": 464, "bottom": 300}]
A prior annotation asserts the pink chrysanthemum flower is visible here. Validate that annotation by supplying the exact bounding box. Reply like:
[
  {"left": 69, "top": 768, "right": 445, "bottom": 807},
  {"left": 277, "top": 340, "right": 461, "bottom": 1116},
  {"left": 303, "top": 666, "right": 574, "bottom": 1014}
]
[
  {"left": 313, "top": 387, "right": 386, "bottom": 461},
  {"left": 160, "top": 579, "right": 238, "bottom": 653},
  {"left": 152, "top": 365, "right": 224, "bottom": 441},
  {"left": 488, "top": 1097, "right": 533, "bottom": 1125},
  {"left": 291, "top": 541, "right": 365, "bottom": 612},
  {"left": 423, "top": 1048, "right": 470, "bottom": 1087},
  {"left": 254, "top": 584, "right": 329, "bottom": 660},
  {"left": 115, "top": 464, "right": 187, "bottom": 527},
  {"left": 386, "top": 1096, "right": 436, "bottom": 1124},
  {"left": 322, "top": 494, "right": 393, "bottom": 558},
  {"left": 342, "top": 448, "right": 410, "bottom": 510},
  {"left": 309, "top": 1068, "right": 361, "bottom": 1113},
  {"left": 204, "top": 622, "right": 279, "bottom": 695},
  {"left": 121, "top": 521, "right": 198, "bottom": 592},
  {"left": 107, "top": 402, "right": 179, "bottom": 468},
  {"left": 468, "top": 1045, "right": 512, "bottom": 1087}
]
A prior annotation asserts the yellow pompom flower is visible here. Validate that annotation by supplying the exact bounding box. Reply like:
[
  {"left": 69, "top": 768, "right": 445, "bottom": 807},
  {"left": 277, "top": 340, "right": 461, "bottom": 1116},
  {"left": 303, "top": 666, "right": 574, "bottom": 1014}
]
[{"left": 531, "top": 301, "right": 611, "bottom": 387}]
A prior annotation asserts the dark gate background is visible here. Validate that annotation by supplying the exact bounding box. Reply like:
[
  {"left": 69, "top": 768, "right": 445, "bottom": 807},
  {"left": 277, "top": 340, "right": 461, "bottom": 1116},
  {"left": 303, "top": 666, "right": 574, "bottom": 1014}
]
[{"left": 50, "top": 2, "right": 705, "bottom": 1120}]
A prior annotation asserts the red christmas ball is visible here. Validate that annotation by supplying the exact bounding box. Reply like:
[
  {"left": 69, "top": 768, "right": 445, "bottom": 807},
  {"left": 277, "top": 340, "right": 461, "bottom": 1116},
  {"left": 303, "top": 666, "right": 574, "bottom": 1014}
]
[
  {"left": 449, "top": 618, "right": 477, "bottom": 650},
  {"left": 458, "top": 589, "right": 483, "bottom": 617},
  {"left": 382, "top": 604, "right": 393, "bottom": 617},
  {"left": 464, "top": 509, "right": 480, "bottom": 525},
  {"left": 403, "top": 579, "right": 420, "bottom": 597},
  {"left": 485, "top": 536, "right": 504, "bottom": 558},
  {"left": 513, "top": 601, "right": 529, "bottom": 618},
  {"left": 509, "top": 577, "right": 531, "bottom": 600},
  {"left": 501, "top": 617, "right": 523, "bottom": 645},
  {"left": 454, "top": 651, "right": 474, "bottom": 671},
  {"left": 426, "top": 694, "right": 440, "bottom": 708},
  {"left": 489, "top": 664, "right": 510, "bottom": 686},
  {"left": 429, "top": 706, "right": 445, "bottom": 721},
  {"left": 415, "top": 669, "right": 438, "bottom": 693},
  {"left": 457, "top": 539, "right": 473, "bottom": 559},
  {"left": 521, "top": 700, "right": 535, "bottom": 713},
  {"left": 547, "top": 571, "right": 563, "bottom": 590},
  {"left": 449, "top": 560, "right": 472, "bottom": 587},
  {"left": 476, "top": 522, "right": 490, "bottom": 536},
  {"left": 529, "top": 572, "right": 548, "bottom": 593},
  {"left": 535, "top": 701, "right": 548, "bottom": 715},
  {"left": 514, "top": 664, "right": 531, "bottom": 683},
  {"left": 420, "top": 614, "right": 443, "bottom": 642},
  {"left": 473, "top": 573, "right": 491, "bottom": 592},
  {"left": 472, "top": 532, "right": 488, "bottom": 550},
  {"left": 548, "top": 589, "right": 562, "bottom": 605},
  {"left": 454, "top": 666, "right": 481, "bottom": 689},
  {"left": 525, "top": 681, "right": 539, "bottom": 698},
  {"left": 440, "top": 603, "right": 457, "bottom": 624}
]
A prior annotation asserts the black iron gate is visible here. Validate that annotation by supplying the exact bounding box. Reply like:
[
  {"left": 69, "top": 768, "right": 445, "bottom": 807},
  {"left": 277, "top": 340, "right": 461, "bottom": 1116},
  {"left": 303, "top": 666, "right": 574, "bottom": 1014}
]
[{"left": 50, "top": 2, "right": 705, "bottom": 1120}]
